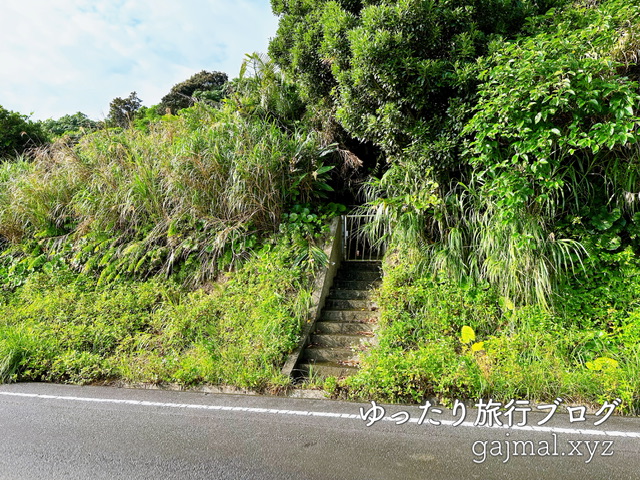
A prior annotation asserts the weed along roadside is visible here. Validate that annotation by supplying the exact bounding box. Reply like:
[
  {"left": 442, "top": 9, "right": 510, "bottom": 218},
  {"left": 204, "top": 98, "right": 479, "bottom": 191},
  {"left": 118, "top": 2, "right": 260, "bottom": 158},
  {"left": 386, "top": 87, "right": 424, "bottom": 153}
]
[
  {"left": 3, "top": 196, "right": 639, "bottom": 418},
  {"left": 2, "top": 154, "right": 640, "bottom": 416}
]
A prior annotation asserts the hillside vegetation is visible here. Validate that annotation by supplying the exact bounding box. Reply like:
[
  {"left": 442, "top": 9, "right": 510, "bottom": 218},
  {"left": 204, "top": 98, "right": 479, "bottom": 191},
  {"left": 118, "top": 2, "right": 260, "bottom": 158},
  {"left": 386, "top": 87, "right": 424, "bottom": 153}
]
[{"left": 1, "top": 0, "right": 640, "bottom": 412}]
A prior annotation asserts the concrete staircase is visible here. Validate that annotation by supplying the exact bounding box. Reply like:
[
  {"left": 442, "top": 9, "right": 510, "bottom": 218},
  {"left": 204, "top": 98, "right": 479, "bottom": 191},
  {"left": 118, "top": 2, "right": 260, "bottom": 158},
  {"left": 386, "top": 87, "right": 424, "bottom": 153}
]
[{"left": 296, "top": 261, "right": 382, "bottom": 380}]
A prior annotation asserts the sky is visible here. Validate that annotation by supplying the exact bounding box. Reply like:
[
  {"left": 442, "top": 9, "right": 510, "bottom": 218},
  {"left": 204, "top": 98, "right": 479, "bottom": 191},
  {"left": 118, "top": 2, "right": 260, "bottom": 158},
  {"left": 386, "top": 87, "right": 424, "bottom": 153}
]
[{"left": 0, "top": 0, "right": 280, "bottom": 121}]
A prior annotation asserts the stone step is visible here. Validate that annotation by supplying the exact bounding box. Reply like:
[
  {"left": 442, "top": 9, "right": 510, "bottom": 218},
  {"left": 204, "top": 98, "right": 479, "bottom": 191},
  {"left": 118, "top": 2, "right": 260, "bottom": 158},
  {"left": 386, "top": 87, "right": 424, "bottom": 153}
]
[
  {"left": 302, "top": 346, "right": 359, "bottom": 364},
  {"left": 332, "top": 279, "right": 382, "bottom": 290},
  {"left": 310, "top": 333, "right": 372, "bottom": 348},
  {"left": 292, "top": 260, "right": 381, "bottom": 381},
  {"left": 296, "top": 362, "right": 358, "bottom": 379},
  {"left": 324, "top": 298, "right": 378, "bottom": 310},
  {"left": 328, "top": 289, "right": 373, "bottom": 300},
  {"left": 314, "top": 321, "right": 376, "bottom": 335},
  {"left": 321, "top": 310, "right": 379, "bottom": 322},
  {"left": 341, "top": 261, "right": 381, "bottom": 271},
  {"left": 334, "top": 270, "right": 382, "bottom": 282}
]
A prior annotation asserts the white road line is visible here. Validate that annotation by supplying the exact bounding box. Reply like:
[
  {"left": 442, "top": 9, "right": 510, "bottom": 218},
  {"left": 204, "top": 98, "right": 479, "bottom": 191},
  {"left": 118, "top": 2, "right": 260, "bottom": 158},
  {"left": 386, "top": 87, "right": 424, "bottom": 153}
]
[{"left": 0, "top": 391, "right": 638, "bottom": 438}]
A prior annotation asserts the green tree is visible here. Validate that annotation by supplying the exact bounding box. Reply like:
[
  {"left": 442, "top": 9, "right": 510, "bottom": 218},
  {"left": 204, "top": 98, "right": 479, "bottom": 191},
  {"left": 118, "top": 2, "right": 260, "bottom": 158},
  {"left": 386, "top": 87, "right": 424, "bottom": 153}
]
[
  {"left": 108, "top": 92, "right": 143, "bottom": 128},
  {"left": 132, "top": 105, "right": 165, "bottom": 133},
  {"left": 158, "top": 70, "right": 228, "bottom": 114},
  {"left": 41, "top": 112, "right": 100, "bottom": 138},
  {"left": 0, "top": 106, "right": 48, "bottom": 160},
  {"left": 269, "top": 0, "right": 564, "bottom": 166}
]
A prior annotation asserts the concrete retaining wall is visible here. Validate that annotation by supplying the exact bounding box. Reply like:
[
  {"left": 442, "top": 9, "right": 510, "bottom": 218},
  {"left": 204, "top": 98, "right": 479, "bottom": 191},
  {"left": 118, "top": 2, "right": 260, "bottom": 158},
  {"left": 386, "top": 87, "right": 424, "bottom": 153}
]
[{"left": 281, "top": 216, "right": 342, "bottom": 378}]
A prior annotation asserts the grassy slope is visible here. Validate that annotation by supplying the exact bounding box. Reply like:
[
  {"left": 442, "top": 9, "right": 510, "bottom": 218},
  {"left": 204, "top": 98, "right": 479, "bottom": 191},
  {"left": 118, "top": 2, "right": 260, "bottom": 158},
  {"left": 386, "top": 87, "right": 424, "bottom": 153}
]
[
  {"left": 342, "top": 247, "right": 640, "bottom": 414},
  {"left": 0, "top": 242, "right": 312, "bottom": 391},
  {"left": 0, "top": 101, "right": 325, "bottom": 392}
]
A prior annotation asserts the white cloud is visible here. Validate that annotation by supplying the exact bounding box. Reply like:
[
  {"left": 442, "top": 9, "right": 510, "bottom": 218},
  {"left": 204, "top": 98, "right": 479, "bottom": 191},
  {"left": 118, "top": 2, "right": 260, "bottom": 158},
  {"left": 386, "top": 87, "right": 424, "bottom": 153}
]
[{"left": 0, "top": 0, "right": 279, "bottom": 120}]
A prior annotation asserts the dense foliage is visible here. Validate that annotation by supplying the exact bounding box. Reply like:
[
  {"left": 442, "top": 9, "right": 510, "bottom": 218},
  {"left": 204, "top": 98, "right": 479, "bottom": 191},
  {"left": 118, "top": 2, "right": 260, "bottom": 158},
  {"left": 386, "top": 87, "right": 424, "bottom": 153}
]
[
  {"left": 0, "top": 66, "right": 332, "bottom": 288},
  {"left": 0, "top": 106, "right": 48, "bottom": 159},
  {"left": 343, "top": 248, "right": 640, "bottom": 413},
  {"left": 269, "top": 0, "right": 640, "bottom": 409},
  {"left": 108, "top": 91, "right": 143, "bottom": 128},
  {"left": 0, "top": 56, "right": 335, "bottom": 390},
  {"left": 40, "top": 112, "right": 100, "bottom": 139},
  {"left": 277, "top": 0, "right": 640, "bottom": 307},
  {"left": 0, "top": 241, "right": 312, "bottom": 390},
  {"left": 158, "top": 70, "right": 228, "bottom": 114},
  {"left": 270, "top": 0, "right": 566, "bottom": 162},
  {"left": 449, "top": 0, "right": 638, "bottom": 305}
]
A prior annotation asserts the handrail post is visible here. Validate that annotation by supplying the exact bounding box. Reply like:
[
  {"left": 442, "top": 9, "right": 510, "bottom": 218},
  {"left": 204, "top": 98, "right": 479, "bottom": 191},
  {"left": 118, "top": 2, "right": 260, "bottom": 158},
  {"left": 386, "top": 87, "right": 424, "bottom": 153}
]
[{"left": 341, "top": 214, "right": 384, "bottom": 261}]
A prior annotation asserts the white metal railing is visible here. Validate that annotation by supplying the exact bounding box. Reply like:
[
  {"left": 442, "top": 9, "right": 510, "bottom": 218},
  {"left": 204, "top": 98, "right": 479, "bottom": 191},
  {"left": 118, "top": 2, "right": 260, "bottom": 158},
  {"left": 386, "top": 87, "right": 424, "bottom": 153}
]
[{"left": 341, "top": 215, "right": 384, "bottom": 261}]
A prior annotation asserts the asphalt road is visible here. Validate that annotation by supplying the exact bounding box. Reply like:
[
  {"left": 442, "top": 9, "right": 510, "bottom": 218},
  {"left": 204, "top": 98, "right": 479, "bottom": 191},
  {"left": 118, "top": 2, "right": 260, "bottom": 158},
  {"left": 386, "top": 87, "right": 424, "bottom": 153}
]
[{"left": 0, "top": 383, "right": 638, "bottom": 479}]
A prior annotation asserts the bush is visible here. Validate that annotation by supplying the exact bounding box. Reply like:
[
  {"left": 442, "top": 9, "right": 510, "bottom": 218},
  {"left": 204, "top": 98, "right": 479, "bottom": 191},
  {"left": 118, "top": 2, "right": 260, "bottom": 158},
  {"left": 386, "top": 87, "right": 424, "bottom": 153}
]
[
  {"left": 0, "top": 106, "right": 49, "bottom": 160},
  {"left": 343, "top": 249, "right": 640, "bottom": 414}
]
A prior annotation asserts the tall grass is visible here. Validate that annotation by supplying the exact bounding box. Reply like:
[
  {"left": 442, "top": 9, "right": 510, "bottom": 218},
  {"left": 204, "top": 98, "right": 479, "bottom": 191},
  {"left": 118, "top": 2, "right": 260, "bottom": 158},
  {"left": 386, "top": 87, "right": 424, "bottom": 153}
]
[
  {"left": 359, "top": 162, "right": 588, "bottom": 307},
  {"left": 428, "top": 188, "right": 586, "bottom": 308},
  {"left": 0, "top": 103, "right": 328, "bottom": 286}
]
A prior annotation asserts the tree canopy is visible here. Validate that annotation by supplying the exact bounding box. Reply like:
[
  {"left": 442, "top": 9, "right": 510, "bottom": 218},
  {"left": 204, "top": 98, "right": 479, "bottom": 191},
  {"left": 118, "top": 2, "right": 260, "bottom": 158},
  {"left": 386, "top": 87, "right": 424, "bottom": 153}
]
[
  {"left": 269, "top": 0, "right": 566, "bottom": 165},
  {"left": 0, "top": 106, "right": 48, "bottom": 159},
  {"left": 108, "top": 92, "right": 143, "bottom": 128},
  {"left": 158, "top": 70, "right": 228, "bottom": 114},
  {"left": 41, "top": 112, "right": 100, "bottom": 138}
]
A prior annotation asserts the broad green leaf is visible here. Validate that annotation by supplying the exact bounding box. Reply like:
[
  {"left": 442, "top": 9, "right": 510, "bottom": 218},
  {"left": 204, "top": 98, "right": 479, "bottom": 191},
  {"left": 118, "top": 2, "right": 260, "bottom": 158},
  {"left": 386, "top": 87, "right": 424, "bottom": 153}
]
[
  {"left": 460, "top": 326, "right": 476, "bottom": 343},
  {"left": 586, "top": 357, "right": 619, "bottom": 371}
]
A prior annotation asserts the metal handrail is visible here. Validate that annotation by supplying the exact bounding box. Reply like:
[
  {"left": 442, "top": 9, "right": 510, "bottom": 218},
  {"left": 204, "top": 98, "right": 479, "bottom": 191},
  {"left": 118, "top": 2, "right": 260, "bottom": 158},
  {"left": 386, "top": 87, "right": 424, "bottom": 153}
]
[{"left": 341, "top": 215, "right": 384, "bottom": 261}]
